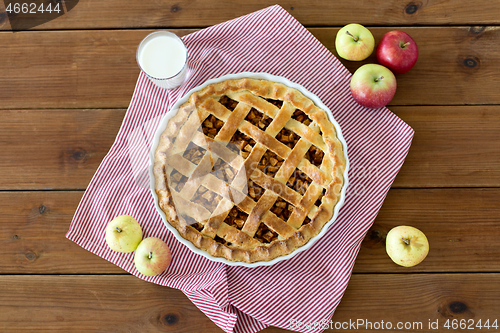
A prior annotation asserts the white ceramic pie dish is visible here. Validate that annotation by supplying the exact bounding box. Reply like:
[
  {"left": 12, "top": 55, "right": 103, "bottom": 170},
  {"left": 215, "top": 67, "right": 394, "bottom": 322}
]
[{"left": 149, "top": 72, "right": 349, "bottom": 267}]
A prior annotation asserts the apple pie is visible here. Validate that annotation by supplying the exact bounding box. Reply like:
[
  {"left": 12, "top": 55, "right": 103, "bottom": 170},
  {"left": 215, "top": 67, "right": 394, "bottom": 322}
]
[{"left": 153, "top": 78, "right": 346, "bottom": 263}]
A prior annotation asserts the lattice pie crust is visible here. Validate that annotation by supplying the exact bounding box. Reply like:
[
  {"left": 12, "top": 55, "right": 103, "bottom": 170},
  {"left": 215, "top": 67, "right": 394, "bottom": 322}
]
[{"left": 154, "top": 78, "right": 346, "bottom": 263}]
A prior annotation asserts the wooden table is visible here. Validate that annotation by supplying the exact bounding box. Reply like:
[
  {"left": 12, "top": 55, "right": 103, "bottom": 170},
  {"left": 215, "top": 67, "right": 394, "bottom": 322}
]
[{"left": 1, "top": 1, "right": 499, "bottom": 332}]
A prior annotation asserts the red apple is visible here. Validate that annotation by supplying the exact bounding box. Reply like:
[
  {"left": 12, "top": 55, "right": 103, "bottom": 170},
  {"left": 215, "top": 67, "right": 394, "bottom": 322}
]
[
  {"left": 350, "top": 64, "right": 397, "bottom": 108},
  {"left": 134, "top": 237, "right": 172, "bottom": 276},
  {"left": 376, "top": 30, "right": 418, "bottom": 74}
]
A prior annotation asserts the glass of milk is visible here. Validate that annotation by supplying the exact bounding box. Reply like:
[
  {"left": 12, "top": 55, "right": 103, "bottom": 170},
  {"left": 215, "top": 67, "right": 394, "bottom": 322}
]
[{"left": 136, "top": 31, "right": 188, "bottom": 89}]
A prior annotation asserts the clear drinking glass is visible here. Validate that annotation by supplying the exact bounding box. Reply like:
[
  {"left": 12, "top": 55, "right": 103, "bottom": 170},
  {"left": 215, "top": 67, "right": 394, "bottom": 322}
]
[{"left": 136, "top": 31, "right": 188, "bottom": 89}]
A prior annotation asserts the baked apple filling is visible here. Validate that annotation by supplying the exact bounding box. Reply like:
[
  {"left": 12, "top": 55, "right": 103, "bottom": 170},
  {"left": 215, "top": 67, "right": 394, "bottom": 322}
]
[
  {"left": 188, "top": 102, "right": 321, "bottom": 246},
  {"left": 219, "top": 95, "right": 238, "bottom": 111},
  {"left": 305, "top": 145, "right": 324, "bottom": 167},
  {"left": 255, "top": 222, "right": 279, "bottom": 243},
  {"left": 169, "top": 170, "right": 188, "bottom": 191},
  {"left": 258, "top": 150, "right": 284, "bottom": 177},
  {"left": 245, "top": 108, "right": 272, "bottom": 131},
  {"left": 292, "top": 109, "right": 312, "bottom": 126},
  {"left": 155, "top": 78, "right": 347, "bottom": 263},
  {"left": 224, "top": 206, "right": 248, "bottom": 230},
  {"left": 286, "top": 168, "right": 312, "bottom": 195},
  {"left": 276, "top": 128, "right": 300, "bottom": 148},
  {"left": 229, "top": 130, "right": 256, "bottom": 158},
  {"left": 202, "top": 115, "right": 225, "bottom": 139}
]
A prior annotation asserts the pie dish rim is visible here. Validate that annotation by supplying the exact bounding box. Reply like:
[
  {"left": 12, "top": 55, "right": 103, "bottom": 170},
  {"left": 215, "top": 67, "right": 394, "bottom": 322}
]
[{"left": 148, "top": 72, "right": 350, "bottom": 267}]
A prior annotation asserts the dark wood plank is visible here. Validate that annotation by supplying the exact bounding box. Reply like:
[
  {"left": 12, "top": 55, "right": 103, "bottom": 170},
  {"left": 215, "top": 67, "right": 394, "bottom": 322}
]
[
  {"left": 325, "top": 273, "right": 499, "bottom": 333},
  {"left": 0, "top": 274, "right": 498, "bottom": 332},
  {"left": 1, "top": 106, "right": 498, "bottom": 190},
  {"left": 0, "top": 27, "right": 498, "bottom": 108},
  {"left": 2, "top": 0, "right": 500, "bottom": 30},
  {"left": 0, "top": 191, "right": 123, "bottom": 274},
  {"left": 2, "top": 189, "right": 499, "bottom": 274},
  {"left": 0, "top": 29, "right": 190, "bottom": 109},
  {"left": 0, "top": 275, "right": 218, "bottom": 332},
  {"left": 0, "top": 109, "right": 125, "bottom": 190},
  {"left": 353, "top": 188, "right": 500, "bottom": 273},
  {"left": 392, "top": 105, "right": 500, "bottom": 188}
]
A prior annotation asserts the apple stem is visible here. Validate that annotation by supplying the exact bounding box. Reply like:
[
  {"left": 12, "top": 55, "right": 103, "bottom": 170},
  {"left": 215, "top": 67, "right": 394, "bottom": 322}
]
[
  {"left": 374, "top": 76, "right": 384, "bottom": 82},
  {"left": 148, "top": 252, "right": 153, "bottom": 259},
  {"left": 401, "top": 42, "right": 411, "bottom": 48},
  {"left": 115, "top": 227, "right": 122, "bottom": 233},
  {"left": 345, "top": 31, "right": 359, "bottom": 42},
  {"left": 402, "top": 237, "right": 410, "bottom": 245}
]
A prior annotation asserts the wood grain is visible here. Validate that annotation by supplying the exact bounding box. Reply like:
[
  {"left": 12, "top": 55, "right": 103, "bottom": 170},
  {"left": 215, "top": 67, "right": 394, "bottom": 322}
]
[
  {"left": 0, "top": 109, "right": 125, "bottom": 190},
  {"left": 354, "top": 188, "right": 500, "bottom": 273},
  {"left": 0, "top": 274, "right": 498, "bottom": 332},
  {"left": 328, "top": 273, "right": 499, "bottom": 333},
  {"left": 391, "top": 105, "right": 500, "bottom": 188},
  {"left": 2, "top": 0, "right": 500, "bottom": 30},
  {"left": 2, "top": 189, "right": 499, "bottom": 274},
  {"left": 0, "top": 275, "right": 213, "bottom": 332},
  {"left": 0, "top": 191, "right": 122, "bottom": 274},
  {"left": 0, "top": 29, "right": 190, "bottom": 109},
  {"left": 1, "top": 105, "right": 498, "bottom": 190},
  {"left": 0, "top": 27, "right": 499, "bottom": 109}
]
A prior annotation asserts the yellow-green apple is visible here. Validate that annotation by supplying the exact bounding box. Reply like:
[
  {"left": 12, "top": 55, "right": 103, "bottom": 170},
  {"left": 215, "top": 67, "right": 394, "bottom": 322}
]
[
  {"left": 105, "top": 215, "right": 143, "bottom": 253},
  {"left": 376, "top": 30, "right": 418, "bottom": 74},
  {"left": 350, "top": 64, "right": 397, "bottom": 108},
  {"left": 386, "top": 226, "right": 429, "bottom": 267},
  {"left": 134, "top": 237, "right": 172, "bottom": 276},
  {"left": 335, "top": 24, "right": 375, "bottom": 61}
]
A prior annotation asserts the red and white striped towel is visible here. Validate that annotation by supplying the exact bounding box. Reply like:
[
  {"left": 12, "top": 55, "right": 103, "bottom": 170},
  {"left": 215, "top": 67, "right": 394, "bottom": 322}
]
[{"left": 66, "top": 5, "right": 414, "bottom": 333}]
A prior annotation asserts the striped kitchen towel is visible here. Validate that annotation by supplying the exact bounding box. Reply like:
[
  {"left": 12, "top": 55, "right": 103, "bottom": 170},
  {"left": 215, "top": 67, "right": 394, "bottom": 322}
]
[{"left": 66, "top": 5, "right": 414, "bottom": 333}]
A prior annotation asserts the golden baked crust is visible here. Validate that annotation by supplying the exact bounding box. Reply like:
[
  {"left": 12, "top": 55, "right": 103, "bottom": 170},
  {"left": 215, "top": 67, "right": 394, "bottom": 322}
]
[{"left": 153, "top": 78, "right": 346, "bottom": 263}]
